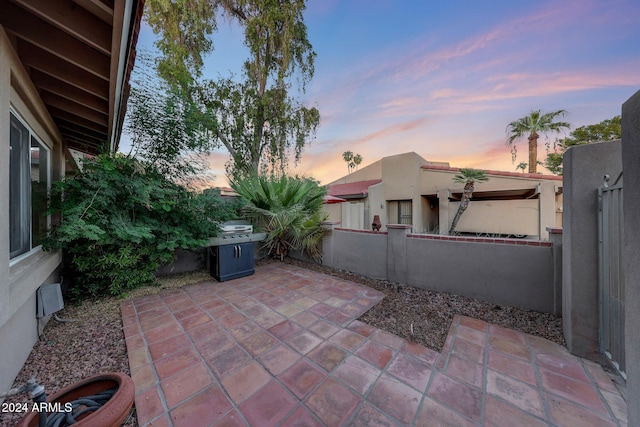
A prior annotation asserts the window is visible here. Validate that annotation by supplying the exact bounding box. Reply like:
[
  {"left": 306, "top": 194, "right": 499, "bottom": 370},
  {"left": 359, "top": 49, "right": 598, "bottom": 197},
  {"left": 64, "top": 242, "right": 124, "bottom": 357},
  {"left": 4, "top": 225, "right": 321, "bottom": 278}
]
[
  {"left": 398, "top": 200, "right": 413, "bottom": 225},
  {"left": 9, "top": 112, "right": 50, "bottom": 259}
]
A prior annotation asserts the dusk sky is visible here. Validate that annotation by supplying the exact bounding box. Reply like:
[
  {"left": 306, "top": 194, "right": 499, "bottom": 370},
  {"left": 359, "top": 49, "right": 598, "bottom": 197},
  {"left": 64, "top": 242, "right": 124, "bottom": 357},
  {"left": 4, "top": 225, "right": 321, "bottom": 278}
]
[{"left": 129, "top": 0, "right": 640, "bottom": 185}]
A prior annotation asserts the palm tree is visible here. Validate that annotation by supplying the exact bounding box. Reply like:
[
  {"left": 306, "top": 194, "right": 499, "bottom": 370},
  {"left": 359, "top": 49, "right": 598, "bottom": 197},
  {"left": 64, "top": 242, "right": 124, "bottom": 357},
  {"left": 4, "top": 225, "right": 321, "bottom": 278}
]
[
  {"left": 506, "top": 110, "right": 571, "bottom": 174},
  {"left": 342, "top": 151, "right": 354, "bottom": 173},
  {"left": 352, "top": 154, "right": 363, "bottom": 171},
  {"left": 230, "top": 174, "right": 328, "bottom": 260},
  {"left": 449, "top": 169, "right": 489, "bottom": 234},
  {"left": 516, "top": 162, "right": 528, "bottom": 173}
]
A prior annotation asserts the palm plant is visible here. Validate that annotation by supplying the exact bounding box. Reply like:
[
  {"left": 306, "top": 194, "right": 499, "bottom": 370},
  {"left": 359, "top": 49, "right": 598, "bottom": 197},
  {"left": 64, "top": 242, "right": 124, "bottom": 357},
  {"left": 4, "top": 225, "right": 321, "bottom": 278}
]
[
  {"left": 230, "top": 174, "right": 328, "bottom": 260},
  {"left": 448, "top": 168, "right": 489, "bottom": 234},
  {"left": 342, "top": 151, "right": 354, "bottom": 173},
  {"left": 506, "top": 110, "right": 571, "bottom": 174},
  {"left": 352, "top": 154, "right": 363, "bottom": 171}
]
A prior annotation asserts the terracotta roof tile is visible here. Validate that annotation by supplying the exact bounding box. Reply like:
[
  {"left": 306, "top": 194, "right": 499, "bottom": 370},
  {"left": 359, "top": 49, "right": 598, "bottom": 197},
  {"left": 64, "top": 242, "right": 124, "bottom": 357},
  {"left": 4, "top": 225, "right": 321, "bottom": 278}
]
[
  {"left": 327, "top": 179, "right": 382, "bottom": 197},
  {"left": 420, "top": 164, "right": 562, "bottom": 181}
]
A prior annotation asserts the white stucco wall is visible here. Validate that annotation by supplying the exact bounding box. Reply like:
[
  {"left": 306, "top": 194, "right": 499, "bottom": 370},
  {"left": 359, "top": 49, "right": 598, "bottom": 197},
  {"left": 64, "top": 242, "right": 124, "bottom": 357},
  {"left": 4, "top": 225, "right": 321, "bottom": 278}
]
[{"left": 0, "top": 27, "right": 64, "bottom": 394}]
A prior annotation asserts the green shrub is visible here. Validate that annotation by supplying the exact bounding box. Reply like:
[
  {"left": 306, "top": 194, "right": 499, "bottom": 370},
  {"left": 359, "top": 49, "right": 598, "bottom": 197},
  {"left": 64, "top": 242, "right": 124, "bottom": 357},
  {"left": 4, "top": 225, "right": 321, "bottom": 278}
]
[
  {"left": 45, "top": 155, "right": 232, "bottom": 298},
  {"left": 231, "top": 174, "right": 327, "bottom": 260}
]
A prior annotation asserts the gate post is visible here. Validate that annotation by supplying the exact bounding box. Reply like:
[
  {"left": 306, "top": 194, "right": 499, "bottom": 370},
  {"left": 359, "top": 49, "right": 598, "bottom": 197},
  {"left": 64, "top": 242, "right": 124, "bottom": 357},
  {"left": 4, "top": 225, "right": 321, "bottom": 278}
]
[{"left": 622, "top": 89, "right": 640, "bottom": 427}]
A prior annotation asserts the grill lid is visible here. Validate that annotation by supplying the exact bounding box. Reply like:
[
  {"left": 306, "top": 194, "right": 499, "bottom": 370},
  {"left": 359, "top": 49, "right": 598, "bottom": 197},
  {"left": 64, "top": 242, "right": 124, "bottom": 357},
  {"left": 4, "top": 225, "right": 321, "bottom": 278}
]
[{"left": 219, "top": 220, "right": 253, "bottom": 235}]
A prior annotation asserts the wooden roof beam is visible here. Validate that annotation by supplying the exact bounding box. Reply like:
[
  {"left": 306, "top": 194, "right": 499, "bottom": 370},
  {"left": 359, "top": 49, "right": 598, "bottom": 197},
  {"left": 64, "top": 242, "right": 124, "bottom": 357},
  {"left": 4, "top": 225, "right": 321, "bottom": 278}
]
[
  {"left": 31, "top": 70, "right": 108, "bottom": 114},
  {"left": 41, "top": 92, "right": 109, "bottom": 127},
  {"left": 47, "top": 106, "right": 108, "bottom": 134},
  {"left": 18, "top": 41, "right": 109, "bottom": 99},
  {"left": 0, "top": 1, "right": 110, "bottom": 79},
  {"left": 10, "top": 0, "right": 112, "bottom": 55},
  {"left": 73, "top": 0, "right": 114, "bottom": 24}
]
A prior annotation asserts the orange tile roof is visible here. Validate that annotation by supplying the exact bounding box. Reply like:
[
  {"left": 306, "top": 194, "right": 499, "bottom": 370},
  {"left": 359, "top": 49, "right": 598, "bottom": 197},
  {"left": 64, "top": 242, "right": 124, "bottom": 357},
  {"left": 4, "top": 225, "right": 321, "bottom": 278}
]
[
  {"left": 420, "top": 164, "right": 563, "bottom": 181},
  {"left": 327, "top": 179, "right": 382, "bottom": 197}
]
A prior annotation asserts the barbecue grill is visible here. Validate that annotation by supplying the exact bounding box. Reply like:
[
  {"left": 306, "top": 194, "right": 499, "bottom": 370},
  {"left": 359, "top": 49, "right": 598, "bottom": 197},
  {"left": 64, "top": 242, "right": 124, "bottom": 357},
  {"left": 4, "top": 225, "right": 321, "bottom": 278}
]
[{"left": 208, "top": 220, "right": 266, "bottom": 281}]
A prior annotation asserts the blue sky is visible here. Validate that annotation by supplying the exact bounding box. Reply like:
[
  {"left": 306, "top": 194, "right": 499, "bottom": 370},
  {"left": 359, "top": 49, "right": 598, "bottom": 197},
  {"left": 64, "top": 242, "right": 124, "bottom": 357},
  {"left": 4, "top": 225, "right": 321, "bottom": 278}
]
[{"left": 130, "top": 0, "right": 640, "bottom": 185}]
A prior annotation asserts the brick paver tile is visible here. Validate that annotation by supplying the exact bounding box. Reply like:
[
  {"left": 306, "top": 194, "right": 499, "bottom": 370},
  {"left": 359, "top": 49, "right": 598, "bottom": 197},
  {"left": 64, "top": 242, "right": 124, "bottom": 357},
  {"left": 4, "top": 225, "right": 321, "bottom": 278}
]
[
  {"left": 279, "top": 359, "right": 325, "bottom": 398},
  {"left": 539, "top": 368, "right": 608, "bottom": 413},
  {"left": 415, "top": 397, "right": 478, "bottom": 427},
  {"left": 486, "top": 369, "right": 545, "bottom": 419},
  {"left": 370, "top": 329, "right": 405, "bottom": 350},
  {"left": 154, "top": 346, "right": 201, "bottom": 380},
  {"left": 307, "top": 341, "right": 347, "bottom": 372},
  {"left": 546, "top": 394, "right": 618, "bottom": 427},
  {"left": 308, "top": 320, "right": 339, "bottom": 339},
  {"left": 280, "top": 406, "right": 324, "bottom": 427},
  {"left": 535, "top": 353, "right": 591, "bottom": 383},
  {"left": 221, "top": 361, "right": 271, "bottom": 404},
  {"left": 286, "top": 331, "right": 323, "bottom": 355},
  {"left": 367, "top": 373, "right": 422, "bottom": 425},
  {"left": 241, "top": 330, "right": 279, "bottom": 356},
  {"left": 268, "top": 320, "right": 302, "bottom": 340},
  {"left": 346, "top": 320, "right": 376, "bottom": 337},
  {"left": 451, "top": 337, "right": 485, "bottom": 364},
  {"left": 145, "top": 321, "right": 184, "bottom": 344},
  {"left": 291, "top": 311, "right": 319, "bottom": 327},
  {"left": 329, "top": 329, "right": 366, "bottom": 351},
  {"left": 170, "top": 385, "right": 233, "bottom": 427},
  {"left": 445, "top": 354, "right": 483, "bottom": 389},
  {"left": 349, "top": 403, "right": 401, "bottom": 427},
  {"left": 161, "top": 363, "right": 213, "bottom": 408},
  {"left": 134, "top": 386, "right": 165, "bottom": 423},
  {"left": 207, "top": 344, "right": 253, "bottom": 378},
  {"left": 355, "top": 341, "right": 393, "bottom": 370},
  {"left": 239, "top": 380, "right": 297, "bottom": 427},
  {"left": 487, "top": 350, "right": 537, "bottom": 385},
  {"left": 149, "top": 334, "right": 191, "bottom": 360},
  {"left": 387, "top": 352, "right": 433, "bottom": 392},
  {"left": 306, "top": 378, "right": 360, "bottom": 426},
  {"left": 259, "top": 344, "right": 301, "bottom": 375},
  {"left": 488, "top": 335, "right": 529, "bottom": 360},
  {"left": 484, "top": 395, "right": 548, "bottom": 427},
  {"left": 333, "top": 355, "right": 380, "bottom": 395},
  {"left": 211, "top": 410, "right": 246, "bottom": 427},
  {"left": 402, "top": 341, "right": 439, "bottom": 365},
  {"left": 427, "top": 373, "right": 483, "bottom": 422}
]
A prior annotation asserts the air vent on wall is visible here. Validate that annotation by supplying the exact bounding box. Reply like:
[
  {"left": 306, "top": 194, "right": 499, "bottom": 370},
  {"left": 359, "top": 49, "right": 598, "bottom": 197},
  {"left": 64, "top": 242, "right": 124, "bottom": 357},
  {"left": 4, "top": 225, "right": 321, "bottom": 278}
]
[{"left": 36, "top": 283, "right": 64, "bottom": 318}]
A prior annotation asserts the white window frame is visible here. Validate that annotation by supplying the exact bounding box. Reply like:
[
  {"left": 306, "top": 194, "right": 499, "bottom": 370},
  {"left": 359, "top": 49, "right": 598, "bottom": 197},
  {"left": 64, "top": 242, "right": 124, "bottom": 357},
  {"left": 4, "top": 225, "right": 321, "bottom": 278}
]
[{"left": 9, "top": 108, "right": 51, "bottom": 263}]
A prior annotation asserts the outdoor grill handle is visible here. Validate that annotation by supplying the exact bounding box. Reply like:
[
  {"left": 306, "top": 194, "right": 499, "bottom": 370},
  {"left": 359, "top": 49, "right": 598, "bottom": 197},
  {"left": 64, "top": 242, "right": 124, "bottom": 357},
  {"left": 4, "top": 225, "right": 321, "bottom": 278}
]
[{"left": 238, "top": 245, "right": 242, "bottom": 258}]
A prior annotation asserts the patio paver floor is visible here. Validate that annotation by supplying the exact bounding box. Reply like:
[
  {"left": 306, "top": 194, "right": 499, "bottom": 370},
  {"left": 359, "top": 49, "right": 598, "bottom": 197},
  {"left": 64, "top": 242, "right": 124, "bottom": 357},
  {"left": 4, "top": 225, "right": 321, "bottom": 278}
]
[{"left": 122, "top": 263, "right": 627, "bottom": 426}]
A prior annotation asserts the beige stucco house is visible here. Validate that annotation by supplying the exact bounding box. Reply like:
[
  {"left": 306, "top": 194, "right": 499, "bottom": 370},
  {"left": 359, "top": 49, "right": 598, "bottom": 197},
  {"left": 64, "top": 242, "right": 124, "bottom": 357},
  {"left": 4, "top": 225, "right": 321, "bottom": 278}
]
[
  {"left": 0, "top": 0, "right": 144, "bottom": 394},
  {"left": 326, "top": 152, "right": 563, "bottom": 240}
]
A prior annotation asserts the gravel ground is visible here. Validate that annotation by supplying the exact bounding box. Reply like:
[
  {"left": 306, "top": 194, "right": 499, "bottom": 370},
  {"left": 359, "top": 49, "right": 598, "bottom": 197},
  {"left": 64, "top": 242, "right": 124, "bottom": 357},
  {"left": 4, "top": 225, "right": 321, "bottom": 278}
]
[{"left": 1, "top": 259, "right": 564, "bottom": 427}]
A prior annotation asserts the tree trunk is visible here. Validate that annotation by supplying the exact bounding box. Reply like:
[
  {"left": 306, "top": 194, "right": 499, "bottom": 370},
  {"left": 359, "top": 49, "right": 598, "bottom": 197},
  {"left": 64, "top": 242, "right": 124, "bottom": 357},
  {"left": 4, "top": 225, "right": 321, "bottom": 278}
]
[
  {"left": 449, "top": 182, "right": 474, "bottom": 234},
  {"left": 528, "top": 132, "right": 539, "bottom": 173}
]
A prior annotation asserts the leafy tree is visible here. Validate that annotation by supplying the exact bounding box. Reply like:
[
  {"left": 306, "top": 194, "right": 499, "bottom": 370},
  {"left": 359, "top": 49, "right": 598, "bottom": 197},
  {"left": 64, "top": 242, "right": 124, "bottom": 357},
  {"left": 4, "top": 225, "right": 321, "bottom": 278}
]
[
  {"left": 146, "top": 0, "right": 320, "bottom": 177},
  {"left": 230, "top": 174, "right": 327, "bottom": 260},
  {"left": 45, "top": 155, "right": 233, "bottom": 298},
  {"left": 515, "top": 162, "right": 528, "bottom": 173},
  {"left": 506, "top": 110, "right": 571, "bottom": 174},
  {"left": 448, "top": 169, "right": 489, "bottom": 234},
  {"left": 125, "top": 53, "right": 217, "bottom": 185},
  {"left": 544, "top": 116, "right": 621, "bottom": 175}
]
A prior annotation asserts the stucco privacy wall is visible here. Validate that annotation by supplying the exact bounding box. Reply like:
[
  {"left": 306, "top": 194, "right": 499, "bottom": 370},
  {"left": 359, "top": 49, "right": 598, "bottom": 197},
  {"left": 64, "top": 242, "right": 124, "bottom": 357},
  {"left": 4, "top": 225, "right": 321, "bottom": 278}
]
[
  {"left": 0, "top": 27, "right": 64, "bottom": 394},
  {"left": 329, "top": 229, "right": 388, "bottom": 279},
  {"left": 622, "top": 90, "right": 640, "bottom": 427},
  {"left": 405, "top": 235, "right": 556, "bottom": 314},
  {"left": 323, "top": 225, "right": 559, "bottom": 314},
  {"left": 562, "top": 139, "right": 622, "bottom": 360}
]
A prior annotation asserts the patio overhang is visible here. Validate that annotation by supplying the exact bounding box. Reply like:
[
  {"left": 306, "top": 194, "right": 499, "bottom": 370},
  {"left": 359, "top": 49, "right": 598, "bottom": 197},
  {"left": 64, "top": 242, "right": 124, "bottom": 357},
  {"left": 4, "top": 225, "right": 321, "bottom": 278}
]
[{"left": 0, "top": 0, "right": 145, "bottom": 155}]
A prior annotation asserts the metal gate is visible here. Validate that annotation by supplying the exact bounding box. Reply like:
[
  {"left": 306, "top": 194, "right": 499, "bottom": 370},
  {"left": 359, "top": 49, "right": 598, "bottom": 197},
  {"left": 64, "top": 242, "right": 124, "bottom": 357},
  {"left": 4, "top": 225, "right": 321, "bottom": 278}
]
[{"left": 598, "top": 172, "right": 625, "bottom": 378}]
